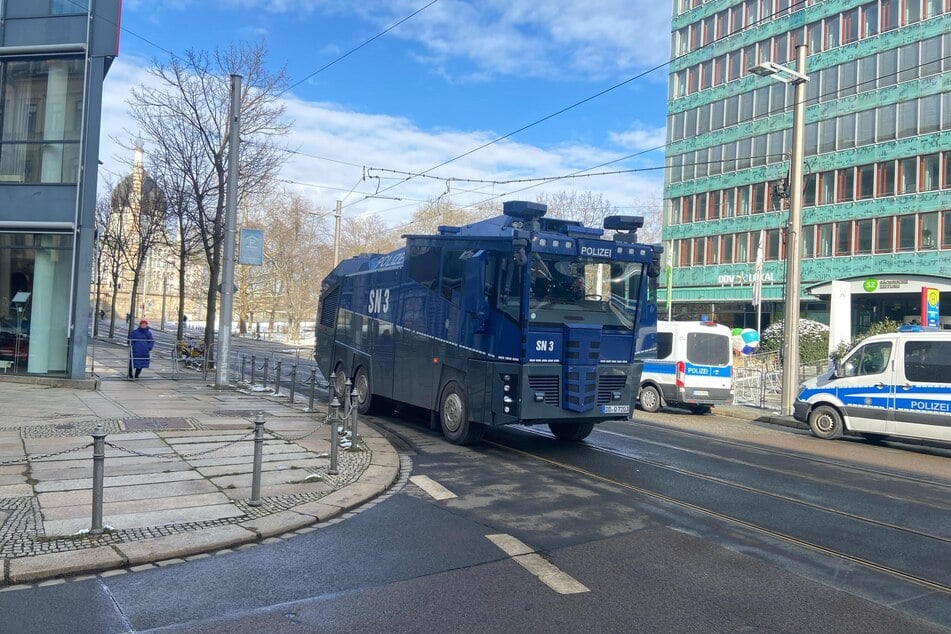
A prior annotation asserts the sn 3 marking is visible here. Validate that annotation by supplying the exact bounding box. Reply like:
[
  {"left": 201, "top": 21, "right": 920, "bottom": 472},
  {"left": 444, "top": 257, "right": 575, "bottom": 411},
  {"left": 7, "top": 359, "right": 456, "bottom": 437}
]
[
  {"left": 535, "top": 340, "right": 555, "bottom": 352},
  {"left": 368, "top": 288, "right": 390, "bottom": 315}
]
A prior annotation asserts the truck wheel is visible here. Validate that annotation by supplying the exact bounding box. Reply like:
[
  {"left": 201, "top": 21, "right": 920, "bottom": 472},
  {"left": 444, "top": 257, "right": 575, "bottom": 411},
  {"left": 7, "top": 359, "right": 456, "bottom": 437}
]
[
  {"left": 439, "top": 381, "right": 484, "bottom": 445},
  {"left": 354, "top": 366, "right": 375, "bottom": 415},
  {"left": 638, "top": 385, "right": 662, "bottom": 413},
  {"left": 548, "top": 422, "right": 595, "bottom": 442},
  {"left": 808, "top": 405, "right": 844, "bottom": 440},
  {"left": 332, "top": 364, "right": 348, "bottom": 399}
]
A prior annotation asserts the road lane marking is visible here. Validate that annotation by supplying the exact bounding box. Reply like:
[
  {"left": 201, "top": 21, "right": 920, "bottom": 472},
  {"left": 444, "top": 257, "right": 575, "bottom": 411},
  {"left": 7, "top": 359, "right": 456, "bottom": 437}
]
[
  {"left": 486, "top": 533, "right": 589, "bottom": 595},
  {"left": 409, "top": 475, "right": 457, "bottom": 500}
]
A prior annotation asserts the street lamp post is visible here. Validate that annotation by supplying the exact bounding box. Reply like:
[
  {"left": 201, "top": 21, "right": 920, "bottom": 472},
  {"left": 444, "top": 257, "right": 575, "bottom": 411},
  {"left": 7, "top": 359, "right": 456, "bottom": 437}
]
[{"left": 750, "top": 45, "right": 809, "bottom": 416}]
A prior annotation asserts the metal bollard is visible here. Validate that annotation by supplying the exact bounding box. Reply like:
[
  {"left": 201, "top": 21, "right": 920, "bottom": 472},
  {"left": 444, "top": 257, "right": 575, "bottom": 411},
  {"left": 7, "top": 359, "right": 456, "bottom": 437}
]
[
  {"left": 289, "top": 364, "right": 298, "bottom": 404},
  {"left": 91, "top": 423, "right": 107, "bottom": 534},
  {"left": 275, "top": 361, "right": 283, "bottom": 396},
  {"left": 249, "top": 411, "right": 266, "bottom": 506},
  {"left": 250, "top": 355, "right": 257, "bottom": 386},
  {"left": 241, "top": 355, "right": 247, "bottom": 383},
  {"left": 262, "top": 358, "right": 270, "bottom": 389},
  {"left": 328, "top": 398, "right": 340, "bottom": 475},
  {"left": 350, "top": 383, "right": 359, "bottom": 448},
  {"left": 307, "top": 368, "right": 317, "bottom": 412},
  {"left": 343, "top": 378, "right": 353, "bottom": 435}
]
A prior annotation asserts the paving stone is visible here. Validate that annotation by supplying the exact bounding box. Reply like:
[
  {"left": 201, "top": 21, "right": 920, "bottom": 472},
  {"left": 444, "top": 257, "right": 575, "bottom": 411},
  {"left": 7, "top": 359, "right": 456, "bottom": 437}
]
[
  {"left": 8, "top": 546, "right": 125, "bottom": 583},
  {"left": 34, "top": 469, "right": 203, "bottom": 493},
  {"left": 38, "top": 479, "right": 218, "bottom": 508},
  {"left": 43, "top": 502, "right": 244, "bottom": 537},
  {"left": 317, "top": 482, "right": 386, "bottom": 509},
  {"left": 41, "top": 492, "right": 232, "bottom": 521},
  {"left": 292, "top": 501, "right": 342, "bottom": 522},
  {"left": 117, "top": 525, "right": 255, "bottom": 565},
  {"left": 0, "top": 484, "right": 33, "bottom": 498}
]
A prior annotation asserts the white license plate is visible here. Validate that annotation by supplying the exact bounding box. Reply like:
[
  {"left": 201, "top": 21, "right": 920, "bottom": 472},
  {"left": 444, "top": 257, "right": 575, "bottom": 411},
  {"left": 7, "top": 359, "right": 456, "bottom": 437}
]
[
  {"left": 602, "top": 404, "right": 630, "bottom": 414},
  {"left": 693, "top": 390, "right": 709, "bottom": 397}
]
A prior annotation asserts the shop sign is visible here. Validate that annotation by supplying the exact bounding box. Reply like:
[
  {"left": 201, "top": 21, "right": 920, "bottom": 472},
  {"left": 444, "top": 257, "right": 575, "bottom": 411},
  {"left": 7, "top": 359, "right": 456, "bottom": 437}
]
[
  {"left": 717, "top": 271, "right": 774, "bottom": 286},
  {"left": 921, "top": 287, "right": 940, "bottom": 328},
  {"left": 862, "top": 277, "right": 910, "bottom": 292}
]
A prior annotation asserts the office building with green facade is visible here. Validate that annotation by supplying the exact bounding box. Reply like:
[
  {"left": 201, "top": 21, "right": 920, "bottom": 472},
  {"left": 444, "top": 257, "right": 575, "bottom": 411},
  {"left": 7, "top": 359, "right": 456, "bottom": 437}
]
[{"left": 663, "top": 0, "right": 951, "bottom": 333}]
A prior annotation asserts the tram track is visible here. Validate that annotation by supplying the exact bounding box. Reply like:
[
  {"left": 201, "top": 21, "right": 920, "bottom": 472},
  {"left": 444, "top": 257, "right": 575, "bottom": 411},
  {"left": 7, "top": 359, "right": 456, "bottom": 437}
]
[
  {"left": 624, "top": 417, "right": 951, "bottom": 489},
  {"left": 485, "top": 425, "right": 951, "bottom": 597}
]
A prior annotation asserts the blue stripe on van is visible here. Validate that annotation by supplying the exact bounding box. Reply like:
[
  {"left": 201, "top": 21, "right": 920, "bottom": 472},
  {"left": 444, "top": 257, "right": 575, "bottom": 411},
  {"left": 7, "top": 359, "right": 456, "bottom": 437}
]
[
  {"left": 642, "top": 362, "right": 731, "bottom": 377},
  {"left": 643, "top": 362, "right": 675, "bottom": 375},
  {"left": 799, "top": 384, "right": 951, "bottom": 415}
]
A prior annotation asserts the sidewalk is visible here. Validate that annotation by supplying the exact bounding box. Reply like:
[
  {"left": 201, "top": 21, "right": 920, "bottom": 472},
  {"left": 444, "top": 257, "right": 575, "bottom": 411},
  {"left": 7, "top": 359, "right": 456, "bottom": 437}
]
[{"left": 0, "top": 339, "right": 400, "bottom": 586}]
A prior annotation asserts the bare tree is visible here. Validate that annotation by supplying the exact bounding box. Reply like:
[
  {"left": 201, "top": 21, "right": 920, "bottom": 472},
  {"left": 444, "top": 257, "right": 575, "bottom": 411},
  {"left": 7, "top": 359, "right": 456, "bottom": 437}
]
[
  {"left": 92, "top": 192, "right": 114, "bottom": 338},
  {"left": 535, "top": 190, "right": 616, "bottom": 227},
  {"left": 127, "top": 41, "right": 290, "bottom": 359},
  {"left": 338, "top": 214, "right": 402, "bottom": 261},
  {"left": 402, "top": 198, "right": 498, "bottom": 236}
]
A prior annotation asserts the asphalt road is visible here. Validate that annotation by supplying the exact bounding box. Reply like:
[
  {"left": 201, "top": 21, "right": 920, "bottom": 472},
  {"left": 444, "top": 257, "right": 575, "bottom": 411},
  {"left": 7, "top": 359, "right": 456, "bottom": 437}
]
[{"left": 2, "top": 407, "right": 949, "bottom": 633}]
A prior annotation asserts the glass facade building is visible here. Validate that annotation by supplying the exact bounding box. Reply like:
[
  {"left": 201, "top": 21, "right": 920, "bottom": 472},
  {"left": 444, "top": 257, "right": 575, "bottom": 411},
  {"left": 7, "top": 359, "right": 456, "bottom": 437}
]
[
  {"left": 664, "top": 0, "right": 951, "bottom": 332},
  {"left": 0, "top": 0, "right": 120, "bottom": 377}
]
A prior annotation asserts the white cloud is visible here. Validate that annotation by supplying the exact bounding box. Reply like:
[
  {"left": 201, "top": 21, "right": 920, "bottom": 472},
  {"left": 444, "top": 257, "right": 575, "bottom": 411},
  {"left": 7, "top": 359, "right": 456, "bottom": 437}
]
[
  {"left": 97, "top": 57, "right": 662, "bottom": 227},
  {"left": 609, "top": 123, "right": 667, "bottom": 152}
]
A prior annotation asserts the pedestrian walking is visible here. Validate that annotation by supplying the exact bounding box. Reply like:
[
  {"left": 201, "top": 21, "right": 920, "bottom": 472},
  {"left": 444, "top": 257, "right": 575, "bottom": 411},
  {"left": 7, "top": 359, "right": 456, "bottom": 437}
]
[{"left": 128, "top": 319, "right": 154, "bottom": 379}]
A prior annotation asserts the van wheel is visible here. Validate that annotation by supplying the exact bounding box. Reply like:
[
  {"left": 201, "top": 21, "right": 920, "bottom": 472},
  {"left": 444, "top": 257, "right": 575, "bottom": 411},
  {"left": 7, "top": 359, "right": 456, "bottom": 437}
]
[
  {"left": 808, "top": 405, "right": 844, "bottom": 440},
  {"left": 638, "top": 385, "right": 662, "bottom": 413},
  {"left": 332, "top": 364, "right": 348, "bottom": 399},
  {"left": 689, "top": 405, "right": 711, "bottom": 415},
  {"left": 548, "top": 422, "right": 595, "bottom": 442},
  {"left": 439, "top": 381, "right": 484, "bottom": 445},
  {"left": 354, "top": 366, "right": 375, "bottom": 415}
]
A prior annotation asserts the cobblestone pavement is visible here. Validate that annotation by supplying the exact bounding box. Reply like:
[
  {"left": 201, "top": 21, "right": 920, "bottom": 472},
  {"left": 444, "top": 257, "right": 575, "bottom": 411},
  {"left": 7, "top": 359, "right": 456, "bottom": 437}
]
[{"left": 0, "top": 339, "right": 399, "bottom": 585}]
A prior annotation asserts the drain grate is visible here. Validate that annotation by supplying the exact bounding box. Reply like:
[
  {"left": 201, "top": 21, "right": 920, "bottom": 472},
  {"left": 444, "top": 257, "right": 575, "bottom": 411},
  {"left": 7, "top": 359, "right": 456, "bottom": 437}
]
[
  {"left": 214, "top": 410, "right": 255, "bottom": 418},
  {"left": 122, "top": 417, "right": 193, "bottom": 431}
]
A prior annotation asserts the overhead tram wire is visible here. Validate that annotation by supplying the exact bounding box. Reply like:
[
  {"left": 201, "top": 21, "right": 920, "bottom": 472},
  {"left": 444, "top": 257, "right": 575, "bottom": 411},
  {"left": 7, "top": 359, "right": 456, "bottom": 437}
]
[
  {"left": 342, "top": 0, "right": 815, "bottom": 209},
  {"left": 366, "top": 45, "right": 951, "bottom": 226}
]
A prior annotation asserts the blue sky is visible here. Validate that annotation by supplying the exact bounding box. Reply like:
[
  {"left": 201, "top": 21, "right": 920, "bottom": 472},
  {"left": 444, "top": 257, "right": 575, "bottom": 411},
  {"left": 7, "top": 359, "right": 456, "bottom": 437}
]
[{"left": 100, "top": 1, "right": 674, "bottom": 222}]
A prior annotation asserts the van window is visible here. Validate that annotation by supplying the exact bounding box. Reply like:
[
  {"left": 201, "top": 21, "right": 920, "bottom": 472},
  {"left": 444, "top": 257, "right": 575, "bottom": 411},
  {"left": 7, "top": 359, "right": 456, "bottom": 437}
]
[
  {"left": 686, "top": 332, "right": 729, "bottom": 365},
  {"left": 843, "top": 341, "right": 892, "bottom": 376},
  {"left": 904, "top": 341, "right": 951, "bottom": 383},
  {"left": 656, "top": 332, "right": 673, "bottom": 359}
]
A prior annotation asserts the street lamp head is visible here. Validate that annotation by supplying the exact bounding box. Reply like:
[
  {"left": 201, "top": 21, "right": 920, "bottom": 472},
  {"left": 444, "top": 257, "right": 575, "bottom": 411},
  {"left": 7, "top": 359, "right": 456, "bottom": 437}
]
[{"left": 748, "top": 60, "right": 809, "bottom": 84}]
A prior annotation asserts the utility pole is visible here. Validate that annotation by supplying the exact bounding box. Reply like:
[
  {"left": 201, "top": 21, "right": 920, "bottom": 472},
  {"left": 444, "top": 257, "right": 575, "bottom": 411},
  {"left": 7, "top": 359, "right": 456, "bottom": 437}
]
[
  {"left": 216, "top": 74, "right": 242, "bottom": 388},
  {"left": 333, "top": 200, "right": 342, "bottom": 267}
]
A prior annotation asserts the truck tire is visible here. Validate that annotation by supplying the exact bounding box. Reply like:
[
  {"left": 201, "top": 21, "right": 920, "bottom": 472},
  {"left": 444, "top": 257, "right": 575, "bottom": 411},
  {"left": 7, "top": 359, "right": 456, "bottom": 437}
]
[
  {"left": 548, "top": 422, "right": 595, "bottom": 442},
  {"left": 332, "top": 363, "right": 348, "bottom": 399},
  {"left": 638, "top": 385, "right": 662, "bottom": 413},
  {"left": 439, "top": 381, "right": 484, "bottom": 445},
  {"left": 354, "top": 366, "right": 376, "bottom": 415},
  {"left": 808, "top": 405, "right": 844, "bottom": 440}
]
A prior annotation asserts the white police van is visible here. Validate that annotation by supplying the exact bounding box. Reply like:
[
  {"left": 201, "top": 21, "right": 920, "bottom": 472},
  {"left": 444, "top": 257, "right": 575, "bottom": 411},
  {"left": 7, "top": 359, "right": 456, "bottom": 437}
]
[
  {"left": 794, "top": 329, "right": 951, "bottom": 442},
  {"left": 638, "top": 320, "right": 733, "bottom": 415}
]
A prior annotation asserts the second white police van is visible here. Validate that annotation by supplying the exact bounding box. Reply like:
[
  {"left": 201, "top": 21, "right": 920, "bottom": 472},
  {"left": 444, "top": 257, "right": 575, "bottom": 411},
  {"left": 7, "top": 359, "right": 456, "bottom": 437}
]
[
  {"left": 794, "top": 329, "right": 951, "bottom": 443},
  {"left": 638, "top": 320, "right": 734, "bottom": 415}
]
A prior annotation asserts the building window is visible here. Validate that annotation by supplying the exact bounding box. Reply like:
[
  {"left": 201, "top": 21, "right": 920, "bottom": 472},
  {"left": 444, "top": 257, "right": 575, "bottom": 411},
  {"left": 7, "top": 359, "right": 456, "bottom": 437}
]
[
  {"left": 897, "top": 215, "right": 917, "bottom": 251},
  {"left": 942, "top": 210, "right": 951, "bottom": 249},
  {"left": 722, "top": 188, "right": 736, "bottom": 218},
  {"left": 898, "top": 99, "right": 918, "bottom": 138},
  {"left": 766, "top": 229, "right": 782, "bottom": 260},
  {"left": 838, "top": 168, "right": 855, "bottom": 201},
  {"left": 839, "top": 113, "right": 856, "bottom": 149},
  {"left": 737, "top": 233, "right": 749, "bottom": 261},
  {"left": 876, "top": 217, "right": 894, "bottom": 253},
  {"left": 904, "top": 0, "right": 922, "bottom": 23},
  {"left": 857, "top": 109, "right": 876, "bottom": 146},
  {"left": 681, "top": 196, "right": 693, "bottom": 223},
  {"left": 835, "top": 221, "right": 852, "bottom": 255},
  {"left": 818, "top": 224, "right": 833, "bottom": 257},
  {"left": 738, "top": 185, "right": 750, "bottom": 215},
  {"left": 826, "top": 15, "right": 841, "bottom": 48},
  {"left": 862, "top": 2, "right": 879, "bottom": 36},
  {"left": 708, "top": 191, "right": 721, "bottom": 219},
  {"left": 752, "top": 182, "right": 767, "bottom": 213},
  {"left": 899, "top": 158, "right": 918, "bottom": 194},
  {"left": 945, "top": 151, "right": 951, "bottom": 187},
  {"left": 819, "top": 118, "right": 836, "bottom": 153},
  {"left": 921, "top": 36, "right": 942, "bottom": 76},
  {"left": 858, "top": 164, "right": 875, "bottom": 199},
  {"left": 899, "top": 43, "right": 920, "bottom": 83},
  {"left": 695, "top": 194, "right": 708, "bottom": 221},
  {"left": 693, "top": 238, "right": 706, "bottom": 265},
  {"left": 881, "top": 0, "right": 900, "bottom": 30},
  {"left": 803, "top": 226, "right": 815, "bottom": 258},
  {"left": 856, "top": 219, "right": 873, "bottom": 254},
  {"left": 922, "top": 154, "right": 940, "bottom": 191},
  {"left": 842, "top": 8, "right": 860, "bottom": 43},
  {"left": 819, "top": 171, "right": 835, "bottom": 204},
  {"left": 803, "top": 173, "right": 817, "bottom": 206},
  {"left": 0, "top": 59, "right": 85, "bottom": 184},
  {"left": 921, "top": 212, "right": 939, "bottom": 249},
  {"left": 878, "top": 160, "right": 896, "bottom": 196},
  {"left": 706, "top": 236, "right": 719, "bottom": 264},
  {"left": 920, "top": 94, "right": 940, "bottom": 134},
  {"left": 721, "top": 234, "right": 734, "bottom": 263}
]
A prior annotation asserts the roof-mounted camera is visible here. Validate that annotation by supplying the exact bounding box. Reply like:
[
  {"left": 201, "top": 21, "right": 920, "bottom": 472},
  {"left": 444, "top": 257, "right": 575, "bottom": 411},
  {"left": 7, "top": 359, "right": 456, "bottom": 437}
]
[{"left": 604, "top": 215, "right": 644, "bottom": 243}]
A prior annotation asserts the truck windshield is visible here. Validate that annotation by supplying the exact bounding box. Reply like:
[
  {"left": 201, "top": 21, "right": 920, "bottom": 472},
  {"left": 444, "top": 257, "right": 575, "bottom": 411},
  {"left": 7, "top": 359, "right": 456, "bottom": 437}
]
[{"left": 527, "top": 253, "right": 643, "bottom": 328}]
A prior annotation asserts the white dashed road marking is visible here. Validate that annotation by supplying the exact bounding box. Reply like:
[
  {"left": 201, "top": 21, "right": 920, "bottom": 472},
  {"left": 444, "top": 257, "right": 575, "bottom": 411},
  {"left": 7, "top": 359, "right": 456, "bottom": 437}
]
[
  {"left": 409, "top": 475, "right": 457, "bottom": 500},
  {"left": 486, "top": 533, "right": 589, "bottom": 595}
]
